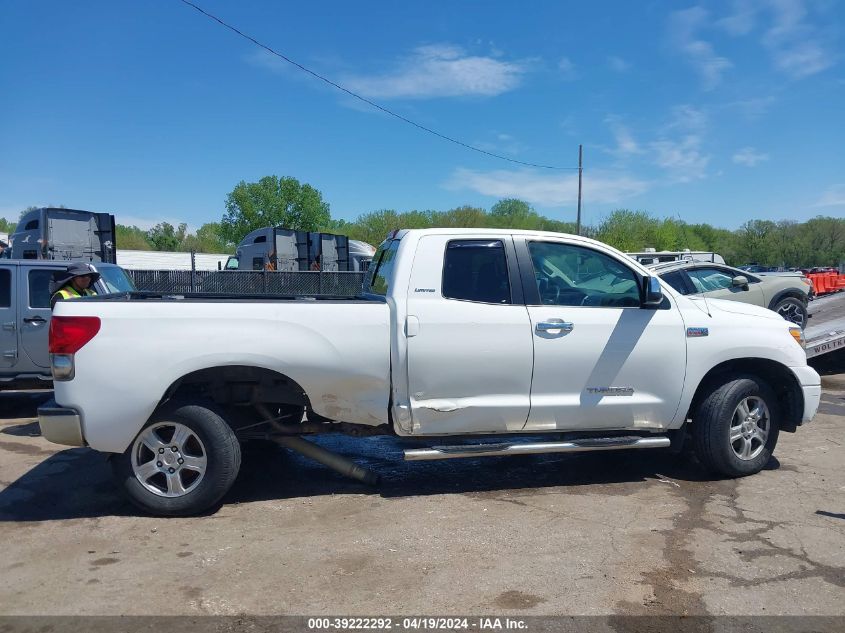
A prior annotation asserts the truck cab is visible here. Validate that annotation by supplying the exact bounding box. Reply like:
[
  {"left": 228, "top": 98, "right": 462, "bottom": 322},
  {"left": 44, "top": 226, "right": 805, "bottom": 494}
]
[{"left": 9, "top": 208, "right": 116, "bottom": 262}]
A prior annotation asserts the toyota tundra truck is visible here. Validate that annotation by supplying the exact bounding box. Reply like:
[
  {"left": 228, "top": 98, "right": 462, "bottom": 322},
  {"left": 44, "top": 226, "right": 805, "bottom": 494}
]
[{"left": 38, "top": 229, "right": 821, "bottom": 516}]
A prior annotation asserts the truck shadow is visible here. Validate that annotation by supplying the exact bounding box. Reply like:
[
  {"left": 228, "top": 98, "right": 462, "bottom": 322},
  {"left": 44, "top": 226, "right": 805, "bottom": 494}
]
[
  {"left": 231, "top": 435, "right": 747, "bottom": 505},
  {"left": 0, "top": 448, "right": 135, "bottom": 521},
  {"left": 0, "top": 434, "right": 783, "bottom": 522},
  {"left": 0, "top": 390, "right": 52, "bottom": 421}
]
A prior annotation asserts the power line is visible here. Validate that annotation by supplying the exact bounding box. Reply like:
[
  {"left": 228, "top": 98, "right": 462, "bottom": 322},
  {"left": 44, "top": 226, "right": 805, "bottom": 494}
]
[{"left": 177, "top": 0, "right": 579, "bottom": 171}]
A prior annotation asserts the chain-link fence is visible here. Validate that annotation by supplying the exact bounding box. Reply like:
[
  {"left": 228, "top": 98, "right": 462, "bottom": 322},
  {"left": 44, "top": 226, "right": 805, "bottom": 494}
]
[{"left": 127, "top": 270, "right": 367, "bottom": 297}]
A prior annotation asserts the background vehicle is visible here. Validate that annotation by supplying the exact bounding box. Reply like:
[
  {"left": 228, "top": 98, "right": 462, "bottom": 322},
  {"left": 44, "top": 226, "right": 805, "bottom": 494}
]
[
  {"left": 651, "top": 260, "right": 812, "bottom": 328},
  {"left": 0, "top": 260, "right": 135, "bottom": 385},
  {"left": 628, "top": 249, "right": 725, "bottom": 266},
  {"left": 9, "top": 208, "right": 116, "bottom": 262},
  {"left": 224, "top": 227, "right": 374, "bottom": 272},
  {"left": 40, "top": 229, "right": 819, "bottom": 516}
]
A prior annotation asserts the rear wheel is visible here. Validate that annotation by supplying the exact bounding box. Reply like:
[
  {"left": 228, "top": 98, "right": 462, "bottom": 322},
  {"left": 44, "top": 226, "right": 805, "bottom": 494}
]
[
  {"left": 772, "top": 296, "right": 807, "bottom": 328},
  {"left": 692, "top": 375, "right": 779, "bottom": 477},
  {"left": 112, "top": 401, "right": 241, "bottom": 516}
]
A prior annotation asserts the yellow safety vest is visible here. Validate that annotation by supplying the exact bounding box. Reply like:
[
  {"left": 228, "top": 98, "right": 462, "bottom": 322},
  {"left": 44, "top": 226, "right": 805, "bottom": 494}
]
[{"left": 53, "top": 286, "right": 96, "bottom": 303}]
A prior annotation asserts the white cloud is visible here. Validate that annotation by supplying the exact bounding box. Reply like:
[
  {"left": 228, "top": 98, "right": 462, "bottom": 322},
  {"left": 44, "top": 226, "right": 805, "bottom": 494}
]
[
  {"left": 770, "top": 40, "right": 833, "bottom": 78},
  {"left": 732, "top": 147, "right": 770, "bottom": 166},
  {"left": 763, "top": 0, "right": 836, "bottom": 78},
  {"left": 603, "top": 115, "right": 642, "bottom": 157},
  {"left": 715, "top": 0, "right": 837, "bottom": 78},
  {"left": 665, "top": 104, "right": 708, "bottom": 135},
  {"left": 602, "top": 106, "right": 710, "bottom": 183},
  {"left": 717, "top": 0, "right": 758, "bottom": 35},
  {"left": 342, "top": 44, "right": 528, "bottom": 99},
  {"left": 729, "top": 95, "right": 776, "bottom": 118},
  {"left": 814, "top": 184, "right": 845, "bottom": 208},
  {"left": 607, "top": 56, "right": 631, "bottom": 72},
  {"left": 244, "top": 49, "right": 290, "bottom": 74},
  {"left": 474, "top": 132, "right": 527, "bottom": 156},
  {"left": 446, "top": 168, "right": 649, "bottom": 207},
  {"left": 669, "top": 7, "right": 732, "bottom": 90},
  {"left": 650, "top": 136, "right": 710, "bottom": 182},
  {"left": 558, "top": 57, "right": 578, "bottom": 80}
]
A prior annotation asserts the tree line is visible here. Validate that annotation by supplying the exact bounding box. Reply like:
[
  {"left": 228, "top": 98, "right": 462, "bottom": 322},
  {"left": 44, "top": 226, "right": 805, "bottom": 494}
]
[{"left": 3, "top": 176, "right": 843, "bottom": 267}]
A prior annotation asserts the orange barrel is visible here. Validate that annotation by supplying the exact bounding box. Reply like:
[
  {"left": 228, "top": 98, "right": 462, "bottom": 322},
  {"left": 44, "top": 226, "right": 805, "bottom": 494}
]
[
  {"left": 810, "top": 274, "right": 822, "bottom": 294},
  {"left": 816, "top": 273, "right": 825, "bottom": 294}
]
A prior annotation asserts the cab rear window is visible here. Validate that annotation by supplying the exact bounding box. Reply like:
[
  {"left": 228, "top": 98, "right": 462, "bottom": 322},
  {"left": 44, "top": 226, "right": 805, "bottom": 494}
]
[{"left": 366, "top": 240, "right": 399, "bottom": 296}]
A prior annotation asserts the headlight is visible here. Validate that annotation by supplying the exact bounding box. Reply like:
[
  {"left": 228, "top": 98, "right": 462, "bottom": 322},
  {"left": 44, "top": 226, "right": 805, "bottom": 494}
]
[{"left": 788, "top": 327, "right": 805, "bottom": 348}]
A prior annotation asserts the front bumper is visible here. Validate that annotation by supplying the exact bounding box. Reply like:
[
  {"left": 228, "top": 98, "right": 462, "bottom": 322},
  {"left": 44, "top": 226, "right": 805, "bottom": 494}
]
[
  {"left": 38, "top": 400, "right": 85, "bottom": 447},
  {"left": 790, "top": 365, "right": 822, "bottom": 423}
]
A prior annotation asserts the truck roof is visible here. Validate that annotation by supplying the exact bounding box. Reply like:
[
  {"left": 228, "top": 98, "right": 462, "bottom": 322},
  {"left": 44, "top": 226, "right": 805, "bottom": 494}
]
[{"left": 393, "top": 228, "right": 613, "bottom": 250}]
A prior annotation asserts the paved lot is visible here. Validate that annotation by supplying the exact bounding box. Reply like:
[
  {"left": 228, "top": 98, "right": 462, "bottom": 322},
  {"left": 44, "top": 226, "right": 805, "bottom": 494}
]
[{"left": 0, "top": 361, "right": 843, "bottom": 617}]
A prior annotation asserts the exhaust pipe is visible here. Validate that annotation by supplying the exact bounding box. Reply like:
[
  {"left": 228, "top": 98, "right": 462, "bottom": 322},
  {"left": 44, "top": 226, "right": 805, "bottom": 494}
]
[
  {"left": 271, "top": 435, "right": 380, "bottom": 485},
  {"left": 404, "top": 436, "right": 670, "bottom": 461}
]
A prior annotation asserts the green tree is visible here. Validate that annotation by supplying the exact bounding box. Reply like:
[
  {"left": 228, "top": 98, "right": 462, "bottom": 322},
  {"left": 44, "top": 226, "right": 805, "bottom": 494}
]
[
  {"left": 435, "top": 205, "right": 488, "bottom": 228},
  {"left": 595, "top": 210, "right": 661, "bottom": 251},
  {"left": 221, "top": 175, "right": 331, "bottom": 245},
  {"left": 147, "top": 222, "right": 187, "bottom": 251},
  {"left": 116, "top": 224, "right": 152, "bottom": 250},
  {"left": 0, "top": 217, "right": 16, "bottom": 234},
  {"left": 180, "top": 222, "right": 230, "bottom": 253}
]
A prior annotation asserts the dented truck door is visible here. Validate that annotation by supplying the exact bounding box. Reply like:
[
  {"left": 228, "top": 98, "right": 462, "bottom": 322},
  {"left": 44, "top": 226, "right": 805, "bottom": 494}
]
[{"left": 404, "top": 234, "right": 533, "bottom": 434}]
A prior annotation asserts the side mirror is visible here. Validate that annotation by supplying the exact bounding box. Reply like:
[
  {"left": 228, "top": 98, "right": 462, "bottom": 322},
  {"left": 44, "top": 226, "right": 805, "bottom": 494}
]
[
  {"left": 732, "top": 275, "right": 749, "bottom": 287},
  {"left": 642, "top": 276, "right": 664, "bottom": 307}
]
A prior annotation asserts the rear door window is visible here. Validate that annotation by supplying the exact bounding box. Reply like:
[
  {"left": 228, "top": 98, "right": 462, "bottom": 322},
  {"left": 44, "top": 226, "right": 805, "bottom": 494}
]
[
  {"left": 28, "top": 269, "right": 60, "bottom": 308},
  {"left": 0, "top": 269, "right": 10, "bottom": 308},
  {"left": 442, "top": 240, "right": 511, "bottom": 304}
]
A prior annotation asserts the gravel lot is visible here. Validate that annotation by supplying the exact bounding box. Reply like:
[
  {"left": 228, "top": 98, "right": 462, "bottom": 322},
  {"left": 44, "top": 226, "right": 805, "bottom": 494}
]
[{"left": 1, "top": 358, "right": 843, "bottom": 618}]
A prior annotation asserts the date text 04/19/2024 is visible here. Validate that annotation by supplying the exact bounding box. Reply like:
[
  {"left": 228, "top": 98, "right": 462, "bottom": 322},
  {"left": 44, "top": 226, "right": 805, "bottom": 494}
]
[{"left": 307, "top": 617, "right": 528, "bottom": 630}]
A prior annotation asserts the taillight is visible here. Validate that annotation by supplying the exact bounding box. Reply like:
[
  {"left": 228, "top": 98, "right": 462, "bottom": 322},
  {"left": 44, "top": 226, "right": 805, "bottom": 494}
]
[{"left": 49, "top": 316, "right": 101, "bottom": 354}]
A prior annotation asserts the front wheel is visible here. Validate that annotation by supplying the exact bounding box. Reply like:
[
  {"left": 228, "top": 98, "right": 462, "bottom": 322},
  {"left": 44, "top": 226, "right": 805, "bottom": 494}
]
[
  {"left": 112, "top": 401, "right": 241, "bottom": 516},
  {"left": 772, "top": 296, "right": 807, "bottom": 329},
  {"left": 692, "top": 375, "right": 779, "bottom": 477}
]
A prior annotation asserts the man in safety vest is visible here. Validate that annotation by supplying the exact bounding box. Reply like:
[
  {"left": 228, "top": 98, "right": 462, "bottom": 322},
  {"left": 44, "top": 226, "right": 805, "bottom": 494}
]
[{"left": 50, "top": 262, "right": 100, "bottom": 309}]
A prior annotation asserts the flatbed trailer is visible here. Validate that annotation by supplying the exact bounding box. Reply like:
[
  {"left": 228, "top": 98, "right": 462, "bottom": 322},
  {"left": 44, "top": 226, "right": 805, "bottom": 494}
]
[{"left": 805, "top": 291, "right": 845, "bottom": 358}]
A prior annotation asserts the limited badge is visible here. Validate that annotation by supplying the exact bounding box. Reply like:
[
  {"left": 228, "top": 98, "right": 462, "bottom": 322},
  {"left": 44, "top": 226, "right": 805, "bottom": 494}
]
[{"left": 687, "top": 327, "right": 709, "bottom": 337}]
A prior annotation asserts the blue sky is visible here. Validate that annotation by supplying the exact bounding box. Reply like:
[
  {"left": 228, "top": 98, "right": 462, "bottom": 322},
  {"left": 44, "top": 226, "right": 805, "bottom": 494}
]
[{"left": 1, "top": 0, "right": 843, "bottom": 232}]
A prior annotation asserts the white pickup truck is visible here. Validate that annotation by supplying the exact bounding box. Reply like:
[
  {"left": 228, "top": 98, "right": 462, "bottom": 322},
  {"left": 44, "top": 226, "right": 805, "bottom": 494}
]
[{"left": 39, "top": 229, "right": 821, "bottom": 516}]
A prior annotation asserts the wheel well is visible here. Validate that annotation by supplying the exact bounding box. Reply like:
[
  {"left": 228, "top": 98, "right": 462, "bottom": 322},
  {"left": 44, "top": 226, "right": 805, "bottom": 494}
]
[
  {"left": 688, "top": 358, "right": 803, "bottom": 433},
  {"left": 161, "top": 365, "right": 310, "bottom": 412},
  {"left": 767, "top": 290, "right": 807, "bottom": 310}
]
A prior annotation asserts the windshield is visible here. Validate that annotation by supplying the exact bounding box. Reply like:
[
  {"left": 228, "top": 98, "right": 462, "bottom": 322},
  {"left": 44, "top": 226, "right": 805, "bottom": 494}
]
[
  {"left": 97, "top": 266, "right": 137, "bottom": 293},
  {"left": 225, "top": 256, "right": 239, "bottom": 270}
]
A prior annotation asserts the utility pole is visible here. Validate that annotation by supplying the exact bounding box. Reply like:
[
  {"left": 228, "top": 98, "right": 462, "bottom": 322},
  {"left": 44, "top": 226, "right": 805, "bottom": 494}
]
[{"left": 576, "top": 144, "right": 583, "bottom": 236}]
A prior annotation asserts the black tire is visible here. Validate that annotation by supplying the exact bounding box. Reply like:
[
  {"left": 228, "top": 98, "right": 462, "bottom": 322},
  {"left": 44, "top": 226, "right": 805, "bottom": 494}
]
[
  {"left": 772, "top": 296, "right": 807, "bottom": 328},
  {"left": 692, "top": 375, "right": 780, "bottom": 477},
  {"left": 112, "top": 401, "right": 241, "bottom": 516}
]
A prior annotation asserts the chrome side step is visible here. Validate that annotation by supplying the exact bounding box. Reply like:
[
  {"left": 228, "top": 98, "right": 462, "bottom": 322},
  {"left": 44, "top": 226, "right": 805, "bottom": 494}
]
[{"left": 403, "top": 436, "right": 670, "bottom": 461}]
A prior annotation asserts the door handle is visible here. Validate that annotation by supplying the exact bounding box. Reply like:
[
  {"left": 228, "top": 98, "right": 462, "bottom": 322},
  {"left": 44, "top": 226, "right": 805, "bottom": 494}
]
[
  {"left": 23, "top": 316, "right": 47, "bottom": 325},
  {"left": 535, "top": 320, "right": 574, "bottom": 333}
]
